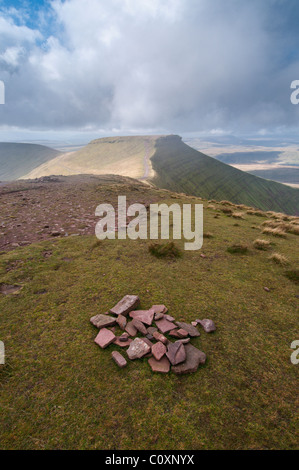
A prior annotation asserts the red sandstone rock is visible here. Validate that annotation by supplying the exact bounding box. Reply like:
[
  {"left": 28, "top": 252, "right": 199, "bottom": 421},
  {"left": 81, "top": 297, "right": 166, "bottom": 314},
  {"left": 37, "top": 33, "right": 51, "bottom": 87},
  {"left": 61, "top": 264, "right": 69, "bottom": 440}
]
[
  {"left": 125, "top": 321, "right": 138, "bottom": 337},
  {"left": 166, "top": 342, "right": 186, "bottom": 365},
  {"left": 152, "top": 341, "right": 167, "bottom": 361},
  {"left": 148, "top": 356, "right": 170, "bottom": 373},
  {"left": 94, "top": 328, "right": 116, "bottom": 348},
  {"left": 153, "top": 331, "right": 168, "bottom": 344},
  {"left": 127, "top": 338, "right": 151, "bottom": 360},
  {"left": 196, "top": 319, "right": 216, "bottom": 333},
  {"left": 155, "top": 318, "right": 177, "bottom": 334},
  {"left": 132, "top": 319, "right": 148, "bottom": 335},
  {"left": 172, "top": 344, "right": 206, "bottom": 374},
  {"left": 113, "top": 337, "right": 132, "bottom": 347},
  {"left": 129, "top": 309, "right": 154, "bottom": 326},
  {"left": 111, "top": 351, "right": 127, "bottom": 368},
  {"left": 109, "top": 295, "right": 140, "bottom": 316},
  {"left": 116, "top": 315, "right": 127, "bottom": 330},
  {"left": 90, "top": 314, "right": 116, "bottom": 329},
  {"left": 175, "top": 321, "right": 200, "bottom": 337}
]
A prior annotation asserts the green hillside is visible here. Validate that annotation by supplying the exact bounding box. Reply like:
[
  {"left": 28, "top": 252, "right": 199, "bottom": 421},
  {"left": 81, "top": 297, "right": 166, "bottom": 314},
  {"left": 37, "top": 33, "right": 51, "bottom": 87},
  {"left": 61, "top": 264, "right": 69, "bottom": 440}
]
[
  {"left": 0, "top": 143, "right": 61, "bottom": 181},
  {"left": 0, "top": 175, "right": 298, "bottom": 449},
  {"left": 151, "top": 136, "right": 299, "bottom": 215}
]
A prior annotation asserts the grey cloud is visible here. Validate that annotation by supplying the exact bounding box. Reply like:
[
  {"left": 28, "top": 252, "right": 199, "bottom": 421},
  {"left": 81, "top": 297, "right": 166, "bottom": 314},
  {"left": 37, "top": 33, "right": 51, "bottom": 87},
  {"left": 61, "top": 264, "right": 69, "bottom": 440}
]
[{"left": 0, "top": 0, "right": 299, "bottom": 136}]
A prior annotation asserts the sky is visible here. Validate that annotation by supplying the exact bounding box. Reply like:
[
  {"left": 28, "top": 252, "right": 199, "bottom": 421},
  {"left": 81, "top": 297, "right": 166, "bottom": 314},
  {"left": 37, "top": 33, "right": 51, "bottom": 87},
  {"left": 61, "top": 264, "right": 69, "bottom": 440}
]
[{"left": 0, "top": 0, "right": 299, "bottom": 143}]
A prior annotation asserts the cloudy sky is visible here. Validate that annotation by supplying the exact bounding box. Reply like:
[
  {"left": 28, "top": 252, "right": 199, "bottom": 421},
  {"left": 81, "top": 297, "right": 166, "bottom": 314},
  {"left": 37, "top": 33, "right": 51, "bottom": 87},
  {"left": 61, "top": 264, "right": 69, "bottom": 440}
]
[{"left": 0, "top": 0, "right": 299, "bottom": 142}]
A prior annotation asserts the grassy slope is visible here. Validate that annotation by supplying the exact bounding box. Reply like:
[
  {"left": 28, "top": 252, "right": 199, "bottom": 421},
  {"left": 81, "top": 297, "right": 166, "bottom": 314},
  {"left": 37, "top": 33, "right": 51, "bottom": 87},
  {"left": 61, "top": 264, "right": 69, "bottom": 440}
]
[
  {"left": 151, "top": 136, "right": 299, "bottom": 215},
  {"left": 22, "top": 136, "right": 159, "bottom": 180},
  {"left": 0, "top": 177, "right": 298, "bottom": 450},
  {"left": 0, "top": 143, "right": 61, "bottom": 181}
]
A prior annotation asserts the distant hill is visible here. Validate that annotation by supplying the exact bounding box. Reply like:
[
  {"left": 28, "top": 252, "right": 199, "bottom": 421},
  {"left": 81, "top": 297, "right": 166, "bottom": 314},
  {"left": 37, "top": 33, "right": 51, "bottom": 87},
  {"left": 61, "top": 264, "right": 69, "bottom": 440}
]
[
  {"left": 151, "top": 135, "right": 299, "bottom": 215},
  {"left": 22, "top": 136, "right": 160, "bottom": 180},
  {"left": 0, "top": 143, "right": 61, "bottom": 181}
]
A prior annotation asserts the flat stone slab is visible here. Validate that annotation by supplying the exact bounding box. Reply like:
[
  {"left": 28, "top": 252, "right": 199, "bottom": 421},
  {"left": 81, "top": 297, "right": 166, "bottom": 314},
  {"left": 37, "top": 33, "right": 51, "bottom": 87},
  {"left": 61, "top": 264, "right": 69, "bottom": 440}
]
[
  {"left": 116, "top": 315, "right": 127, "bottom": 330},
  {"left": 90, "top": 314, "right": 116, "bottom": 329},
  {"left": 109, "top": 295, "right": 140, "bottom": 316},
  {"left": 154, "top": 312, "right": 164, "bottom": 320},
  {"left": 196, "top": 319, "right": 216, "bottom": 333},
  {"left": 166, "top": 342, "right": 186, "bottom": 365},
  {"left": 172, "top": 344, "right": 206, "bottom": 374},
  {"left": 175, "top": 321, "right": 200, "bottom": 337},
  {"left": 164, "top": 314, "right": 175, "bottom": 322},
  {"left": 129, "top": 309, "right": 154, "bottom": 326},
  {"left": 151, "top": 304, "right": 168, "bottom": 314},
  {"left": 132, "top": 319, "right": 148, "bottom": 335},
  {"left": 111, "top": 351, "right": 127, "bottom": 368},
  {"left": 175, "top": 338, "right": 190, "bottom": 344},
  {"left": 94, "top": 328, "right": 116, "bottom": 348},
  {"left": 148, "top": 356, "right": 170, "bottom": 373},
  {"left": 147, "top": 327, "right": 158, "bottom": 335},
  {"left": 127, "top": 338, "right": 151, "bottom": 360},
  {"left": 155, "top": 318, "right": 177, "bottom": 334},
  {"left": 125, "top": 321, "right": 138, "bottom": 337},
  {"left": 153, "top": 331, "right": 168, "bottom": 344},
  {"left": 177, "top": 328, "right": 188, "bottom": 338},
  {"left": 169, "top": 329, "right": 181, "bottom": 338},
  {"left": 113, "top": 337, "right": 132, "bottom": 347},
  {"left": 152, "top": 341, "right": 167, "bottom": 361}
]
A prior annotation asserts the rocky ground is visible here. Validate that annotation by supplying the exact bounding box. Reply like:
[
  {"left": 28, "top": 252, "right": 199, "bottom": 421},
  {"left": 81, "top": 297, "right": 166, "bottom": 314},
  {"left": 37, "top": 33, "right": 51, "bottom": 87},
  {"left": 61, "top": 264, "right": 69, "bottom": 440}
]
[{"left": 0, "top": 174, "right": 160, "bottom": 253}]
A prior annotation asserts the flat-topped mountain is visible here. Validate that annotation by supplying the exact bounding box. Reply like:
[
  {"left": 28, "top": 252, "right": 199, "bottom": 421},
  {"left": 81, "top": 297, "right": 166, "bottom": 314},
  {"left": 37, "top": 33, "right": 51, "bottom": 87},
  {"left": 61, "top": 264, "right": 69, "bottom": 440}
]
[{"left": 2, "top": 135, "right": 299, "bottom": 215}]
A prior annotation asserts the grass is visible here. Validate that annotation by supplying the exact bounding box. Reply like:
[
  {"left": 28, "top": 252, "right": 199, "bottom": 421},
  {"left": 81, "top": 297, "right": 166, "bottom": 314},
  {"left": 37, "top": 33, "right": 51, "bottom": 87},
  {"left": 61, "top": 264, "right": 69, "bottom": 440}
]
[
  {"left": 151, "top": 135, "right": 299, "bottom": 215},
  {"left": 0, "top": 177, "right": 298, "bottom": 450},
  {"left": 262, "top": 227, "right": 287, "bottom": 238},
  {"left": 0, "top": 143, "right": 60, "bottom": 181},
  {"left": 269, "top": 253, "right": 289, "bottom": 266},
  {"left": 284, "top": 269, "right": 299, "bottom": 284},
  {"left": 227, "top": 243, "right": 249, "bottom": 254},
  {"left": 253, "top": 239, "right": 271, "bottom": 251},
  {"left": 148, "top": 241, "right": 182, "bottom": 258}
]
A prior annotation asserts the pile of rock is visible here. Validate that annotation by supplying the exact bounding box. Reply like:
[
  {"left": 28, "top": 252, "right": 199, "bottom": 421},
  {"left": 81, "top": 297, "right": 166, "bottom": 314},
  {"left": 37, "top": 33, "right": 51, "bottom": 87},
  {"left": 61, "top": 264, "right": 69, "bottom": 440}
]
[{"left": 90, "top": 295, "right": 216, "bottom": 374}]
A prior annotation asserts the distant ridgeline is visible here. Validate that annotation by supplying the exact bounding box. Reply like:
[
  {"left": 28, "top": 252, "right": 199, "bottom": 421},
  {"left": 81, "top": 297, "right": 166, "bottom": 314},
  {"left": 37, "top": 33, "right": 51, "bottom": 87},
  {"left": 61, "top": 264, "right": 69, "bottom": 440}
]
[
  {"left": 151, "top": 135, "right": 299, "bottom": 216},
  {"left": 1, "top": 135, "right": 298, "bottom": 215}
]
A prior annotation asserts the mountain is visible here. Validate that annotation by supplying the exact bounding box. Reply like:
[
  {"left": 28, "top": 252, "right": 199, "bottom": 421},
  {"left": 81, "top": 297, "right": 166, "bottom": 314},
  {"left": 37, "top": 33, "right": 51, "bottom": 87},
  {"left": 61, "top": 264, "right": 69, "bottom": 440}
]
[
  {"left": 22, "top": 135, "right": 160, "bottom": 180},
  {"left": 14, "top": 134, "right": 299, "bottom": 215},
  {"left": 151, "top": 136, "right": 299, "bottom": 215},
  {"left": 0, "top": 143, "right": 61, "bottom": 181}
]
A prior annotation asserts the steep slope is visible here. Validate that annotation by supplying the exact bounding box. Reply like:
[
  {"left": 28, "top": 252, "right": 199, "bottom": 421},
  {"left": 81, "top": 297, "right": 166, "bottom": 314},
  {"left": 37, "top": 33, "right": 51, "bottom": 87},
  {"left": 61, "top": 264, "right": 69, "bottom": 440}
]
[
  {"left": 22, "top": 135, "right": 159, "bottom": 180},
  {"left": 0, "top": 143, "right": 61, "bottom": 181},
  {"left": 151, "top": 135, "right": 299, "bottom": 215}
]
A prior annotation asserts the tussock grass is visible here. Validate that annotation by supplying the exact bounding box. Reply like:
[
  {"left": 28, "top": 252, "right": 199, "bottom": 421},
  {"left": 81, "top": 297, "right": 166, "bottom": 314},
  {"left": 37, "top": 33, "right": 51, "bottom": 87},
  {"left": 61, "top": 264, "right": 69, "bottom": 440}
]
[
  {"left": 269, "top": 253, "right": 289, "bottom": 266},
  {"left": 227, "top": 243, "right": 249, "bottom": 254},
  {"left": 246, "top": 210, "right": 267, "bottom": 217},
  {"left": 220, "top": 200, "right": 234, "bottom": 206},
  {"left": 232, "top": 212, "right": 245, "bottom": 219},
  {"left": 222, "top": 207, "right": 233, "bottom": 215},
  {"left": 253, "top": 239, "right": 271, "bottom": 251},
  {"left": 148, "top": 241, "right": 182, "bottom": 259},
  {"left": 262, "top": 227, "right": 287, "bottom": 238}
]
